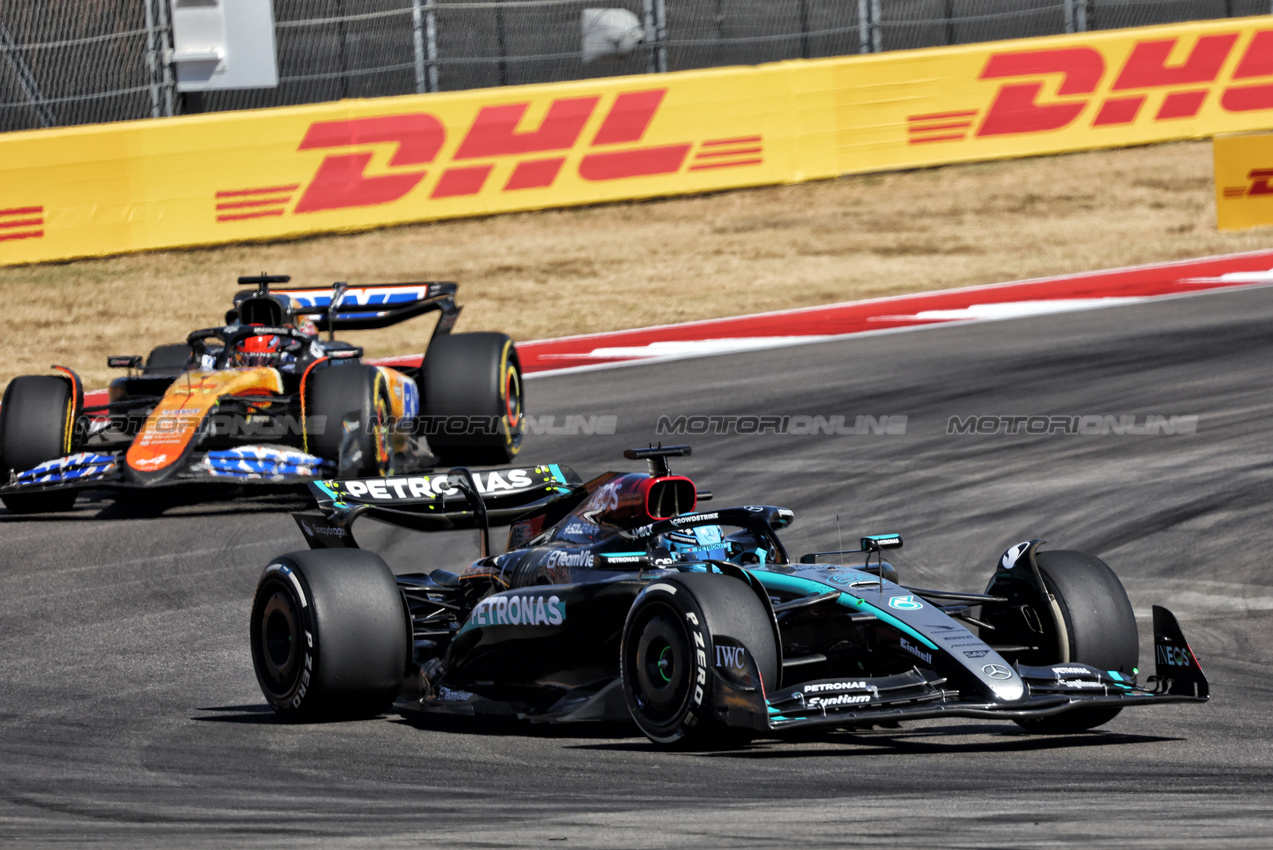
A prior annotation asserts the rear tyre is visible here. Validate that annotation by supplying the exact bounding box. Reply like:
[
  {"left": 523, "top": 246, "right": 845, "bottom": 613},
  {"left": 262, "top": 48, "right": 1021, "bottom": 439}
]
[
  {"left": 621, "top": 573, "right": 777, "bottom": 749},
  {"left": 422, "top": 332, "right": 523, "bottom": 466},
  {"left": 304, "top": 364, "right": 391, "bottom": 477},
  {"left": 1011, "top": 550, "right": 1138, "bottom": 734},
  {"left": 249, "top": 549, "right": 409, "bottom": 720},
  {"left": 0, "top": 376, "right": 80, "bottom": 514},
  {"left": 144, "top": 343, "right": 192, "bottom": 374}
]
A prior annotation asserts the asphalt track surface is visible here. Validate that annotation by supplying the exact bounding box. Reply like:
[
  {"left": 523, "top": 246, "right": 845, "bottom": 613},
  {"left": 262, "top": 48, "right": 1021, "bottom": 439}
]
[{"left": 3, "top": 285, "right": 1273, "bottom": 847}]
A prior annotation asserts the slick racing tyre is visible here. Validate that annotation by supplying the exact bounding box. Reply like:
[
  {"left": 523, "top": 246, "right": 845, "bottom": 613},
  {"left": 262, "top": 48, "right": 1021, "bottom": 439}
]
[
  {"left": 143, "top": 343, "right": 193, "bottom": 375},
  {"left": 305, "top": 364, "right": 391, "bottom": 477},
  {"left": 421, "top": 332, "right": 523, "bottom": 466},
  {"left": 620, "top": 573, "right": 777, "bottom": 750},
  {"left": 0, "top": 375, "right": 80, "bottom": 514},
  {"left": 250, "top": 549, "right": 409, "bottom": 720},
  {"left": 1012, "top": 550, "right": 1138, "bottom": 734}
]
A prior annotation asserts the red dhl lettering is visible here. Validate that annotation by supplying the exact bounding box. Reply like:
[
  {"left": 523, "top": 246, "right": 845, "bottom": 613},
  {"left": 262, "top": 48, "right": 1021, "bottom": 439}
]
[
  {"left": 293, "top": 114, "right": 445, "bottom": 212},
  {"left": 215, "top": 89, "right": 762, "bottom": 220},
  {"left": 1221, "top": 168, "right": 1273, "bottom": 199},
  {"left": 907, "top": 28, "right": 1273, "bottom": 144}
]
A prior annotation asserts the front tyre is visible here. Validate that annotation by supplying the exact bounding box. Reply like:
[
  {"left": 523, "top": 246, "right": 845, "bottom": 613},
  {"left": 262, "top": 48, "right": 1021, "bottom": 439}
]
[
  {"left": 422, "top": 332, "right": 523, "bottom": 466},
  {"left": 249, "top": 549, "right": 409, "bottom": 720},
  {"left": 620, "top": 573, "right": 777, "bottom": 749},
  {"left": 0, "top": 375, "right": 80, "bottom": 514},
  {"left": 1013, "top": 549, "right": 1138, "bottom": 734}
]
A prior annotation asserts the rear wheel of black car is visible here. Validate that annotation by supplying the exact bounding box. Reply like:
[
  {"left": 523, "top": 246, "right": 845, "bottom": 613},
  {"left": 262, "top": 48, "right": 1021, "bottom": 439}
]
[
  {"left": 304, "top": 364, "right": 391, "bottom": 477},
  {"left": 1009, "top": 550, "right": 1139, "bottom": 734},
  {"left": 621, "top": 573, "right": 777, "bottom": 749},
  {"left": 0, "top": 376, "right": 80, "bottom": 514},
  {"left": 250, "top": 549, "right": 409, "bottom": 720},
  {"left": 421, "top": 332, "right": 523, "bottom": 466}
]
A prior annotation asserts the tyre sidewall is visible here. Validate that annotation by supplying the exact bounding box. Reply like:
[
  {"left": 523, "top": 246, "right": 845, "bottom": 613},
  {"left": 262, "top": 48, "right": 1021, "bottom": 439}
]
[
  {"left": 251, "top": 561, "right": 319, "bottom": 713},
  {"left": 250, "top": 550, "right": 408, "bottom": 719},
  {"left": 621, "top": 580, "right": 712, "bottom": 745}
]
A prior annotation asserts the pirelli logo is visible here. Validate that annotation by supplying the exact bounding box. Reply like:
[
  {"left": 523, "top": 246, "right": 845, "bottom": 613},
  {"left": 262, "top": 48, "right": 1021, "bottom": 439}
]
[
  {"left": 908, "top": 29, "right": 1273, "bottom": 143},
  {"left": 215, "top": 87, "right": 764, "bottom": 221},
  {"left": 0, "top": 205, "right": 44, "bottom": 242}
]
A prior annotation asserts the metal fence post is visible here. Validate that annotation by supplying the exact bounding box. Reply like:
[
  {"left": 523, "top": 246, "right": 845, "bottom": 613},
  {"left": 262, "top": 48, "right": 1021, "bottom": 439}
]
[
  {"left": 642, "top": 0, "right": 668, "bottom": 73},
  {"left": 495, "top": 0, "right": 508, "bottom": 87},
  {"left": 155, "top": 0, "right": 175, "bottom": 115},
  {"left": 144, "top": 0, "right": 162, "bottom": 118},
  {"left": 858, "top": 0, "right": 881, "bottom": 53},
  {"left": 642, "top": 0, "right": 657, "bottom": 73},
  {"left": 654, "top": 0, "right": 668, "bottom": 72},
  {"left": 425, "top": 0, "right": 439, "bottom": 93},
  {"left": 411, "top": 0, "right": 427, "bottom": 93}
]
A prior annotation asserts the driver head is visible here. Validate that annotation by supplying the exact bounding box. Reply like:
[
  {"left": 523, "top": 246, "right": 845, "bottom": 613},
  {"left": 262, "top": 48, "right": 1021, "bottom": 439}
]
[{"left": 234, "top": 326, "right": 282, "bottom": 368}]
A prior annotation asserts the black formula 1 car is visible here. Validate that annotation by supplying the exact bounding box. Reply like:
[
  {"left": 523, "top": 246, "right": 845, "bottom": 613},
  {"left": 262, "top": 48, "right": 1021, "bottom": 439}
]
[
  {"left": 250, "top": 446, "right": 1208, "bottom": 747},
  {"left": 0, "top": 274, "right": 524, "bottom": 513}
]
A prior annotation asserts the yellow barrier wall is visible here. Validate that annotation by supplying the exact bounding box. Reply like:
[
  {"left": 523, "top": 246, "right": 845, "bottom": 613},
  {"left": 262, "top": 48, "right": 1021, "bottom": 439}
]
[
  {"left": 1214, "top": 131, "right": 1273, "bottom": 230},
  {"left": 4, "top": 16, "right": 1273, "bottom": 266}
]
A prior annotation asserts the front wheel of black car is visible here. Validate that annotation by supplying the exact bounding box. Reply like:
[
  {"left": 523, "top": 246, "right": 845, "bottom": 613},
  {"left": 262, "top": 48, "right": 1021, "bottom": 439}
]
[
  {"left": 304, "top": 364, "right": 391, "bottom": 477},
  {"left": 620, "top": 573, "right": 777, "bottom": 749},
  {"left": 250, "top": 549, "right": 409, "bottom": 720},
  {"left": 0, "top": 375, "right": 80, "bottom": 514},
  {"left": 421, "top": 332, "right": 523, "bottom": 466},
  {"left": 1009, "top": 550, "right": 1138, "bottom": 734}
]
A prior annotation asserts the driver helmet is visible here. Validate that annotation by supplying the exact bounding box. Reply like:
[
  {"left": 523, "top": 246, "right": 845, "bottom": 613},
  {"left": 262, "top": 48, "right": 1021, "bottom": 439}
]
[
  {"left": 234, "top": 325, "right": 282, "bottom": 368},
  {"left": 659, "top": 525, "right": 728, "bottom": 562}
]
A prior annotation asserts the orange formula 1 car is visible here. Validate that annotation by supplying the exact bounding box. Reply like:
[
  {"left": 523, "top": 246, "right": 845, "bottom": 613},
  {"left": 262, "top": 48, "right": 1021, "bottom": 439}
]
[{"left": 0, "top": 274, "right": 523, "bottom": 513}]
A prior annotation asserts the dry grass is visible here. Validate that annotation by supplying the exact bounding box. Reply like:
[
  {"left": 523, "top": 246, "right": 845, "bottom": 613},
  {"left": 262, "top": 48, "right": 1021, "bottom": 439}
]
[{"left": 2, "top": 139, "right": 1270, "bottom": 390}]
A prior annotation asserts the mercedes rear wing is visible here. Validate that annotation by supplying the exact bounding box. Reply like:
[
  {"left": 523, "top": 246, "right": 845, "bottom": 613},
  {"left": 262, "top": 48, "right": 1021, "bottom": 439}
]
[{"left": 298, "top": 464, "right": 584, "bottom": 549}]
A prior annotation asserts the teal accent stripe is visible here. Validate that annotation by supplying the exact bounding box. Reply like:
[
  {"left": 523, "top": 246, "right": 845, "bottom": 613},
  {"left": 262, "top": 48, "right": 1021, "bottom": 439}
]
[
  {"left": 314, "top": 480, "right": 346, "bottom": 507},
  {"left": 548, "top": 464, "right": 566, "bottom": 484},
  {"left": 750, "top": 571, "right": 938, "bottom": 651}
]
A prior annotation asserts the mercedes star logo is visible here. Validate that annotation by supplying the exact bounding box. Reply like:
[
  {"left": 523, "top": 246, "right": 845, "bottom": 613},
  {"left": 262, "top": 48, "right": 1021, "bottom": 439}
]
[{"left": 982, "top": 664, "right": 1012, "bottom": 680}]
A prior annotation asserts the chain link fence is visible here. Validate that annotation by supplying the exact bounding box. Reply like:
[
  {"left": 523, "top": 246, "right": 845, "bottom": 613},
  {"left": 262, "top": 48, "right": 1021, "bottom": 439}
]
[{"left": 3, "top": 0, "right": 1271, "bottom": 132}]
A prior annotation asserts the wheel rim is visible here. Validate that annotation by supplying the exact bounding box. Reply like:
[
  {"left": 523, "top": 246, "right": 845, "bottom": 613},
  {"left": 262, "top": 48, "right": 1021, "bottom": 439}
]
[
  {"left": 503, "top": 365, "right": 522, "bottom": 429},
  {"left": 628, "top": 603, "right": 693, "bottom": 725},
  {"left": 255, "top": 586, "right": 303, "bottom": 700}
]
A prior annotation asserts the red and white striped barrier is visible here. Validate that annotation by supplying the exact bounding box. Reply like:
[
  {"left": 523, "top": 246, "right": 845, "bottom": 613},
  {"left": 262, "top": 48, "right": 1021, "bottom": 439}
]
[{"left": 514, "top": 249, "right": 1273, "bottom": 375}]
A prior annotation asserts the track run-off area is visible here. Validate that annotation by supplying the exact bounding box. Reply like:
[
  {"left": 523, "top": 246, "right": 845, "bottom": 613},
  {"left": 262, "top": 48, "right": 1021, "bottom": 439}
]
[{"left": 3, "top": 275, "right": 1273, "bottom": 846}]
